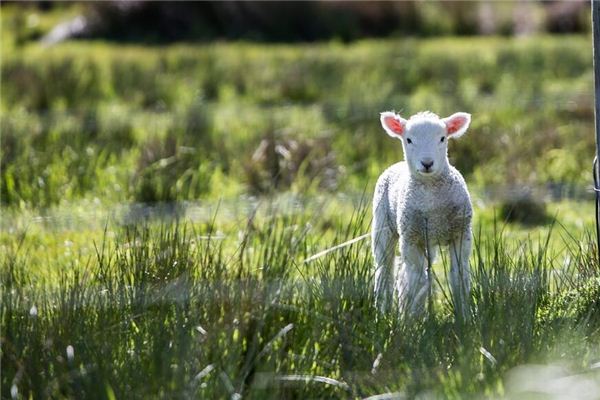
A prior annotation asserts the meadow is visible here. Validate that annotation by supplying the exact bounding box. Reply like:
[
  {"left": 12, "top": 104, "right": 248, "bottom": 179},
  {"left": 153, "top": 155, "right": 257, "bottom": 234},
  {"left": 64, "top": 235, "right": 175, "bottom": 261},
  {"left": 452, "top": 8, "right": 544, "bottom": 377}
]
[{"left": 2, "top": 5, "right": 600, "bottom": 399}]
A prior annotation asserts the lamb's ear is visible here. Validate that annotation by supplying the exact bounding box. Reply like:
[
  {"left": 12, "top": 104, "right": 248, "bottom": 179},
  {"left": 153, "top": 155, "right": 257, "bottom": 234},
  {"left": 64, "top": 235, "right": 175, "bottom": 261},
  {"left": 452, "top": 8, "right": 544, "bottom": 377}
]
[
  {"left": 443, "top": 112, "right": 471, "bottom": 139},
  {"left": 380, "top": 112, "right": 407, "bottom": 137}
]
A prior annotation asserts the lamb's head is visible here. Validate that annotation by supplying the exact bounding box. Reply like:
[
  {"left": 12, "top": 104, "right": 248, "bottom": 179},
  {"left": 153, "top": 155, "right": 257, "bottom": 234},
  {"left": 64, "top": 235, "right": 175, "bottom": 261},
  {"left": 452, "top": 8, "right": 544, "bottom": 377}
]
[{"left": 380, "top": 110, "right": 471, "bottom": 177}]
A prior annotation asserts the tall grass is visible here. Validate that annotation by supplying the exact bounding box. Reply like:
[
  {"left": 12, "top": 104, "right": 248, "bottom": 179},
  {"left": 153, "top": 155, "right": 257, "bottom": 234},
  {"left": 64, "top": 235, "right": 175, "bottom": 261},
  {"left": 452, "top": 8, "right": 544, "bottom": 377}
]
[
  {"left": 3, "top": 206, "right": 600, "bottom": 398},
  {"left": 1, "top": 36, "right": 595, "bottom": 208}
]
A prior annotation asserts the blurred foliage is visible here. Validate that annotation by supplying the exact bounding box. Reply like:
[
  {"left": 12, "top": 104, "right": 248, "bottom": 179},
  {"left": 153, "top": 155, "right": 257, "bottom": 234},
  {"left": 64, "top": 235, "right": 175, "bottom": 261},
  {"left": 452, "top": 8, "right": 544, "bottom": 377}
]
[
  {"left": 244, "top": 132, "right": 339, "bottom": 194},
  {"left": 498, "top": 192, "right": 551, "bottom": 226},
  {"left": 0, "top": 5, "right": 596, "bottom": 208},
  {"left": 2, "top": 1, "right": 591, "bottom": 44},
  {"left": 134, "top": 133, "right": 213, "bottom": 203}
]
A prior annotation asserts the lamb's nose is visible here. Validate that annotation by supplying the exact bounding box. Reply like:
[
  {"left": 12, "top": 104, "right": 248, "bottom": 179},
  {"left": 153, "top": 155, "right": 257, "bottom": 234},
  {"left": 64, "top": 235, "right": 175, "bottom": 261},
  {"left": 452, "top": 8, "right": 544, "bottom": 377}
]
[{"left": 421, "top": 159, "right": 434, "bottom": 170}]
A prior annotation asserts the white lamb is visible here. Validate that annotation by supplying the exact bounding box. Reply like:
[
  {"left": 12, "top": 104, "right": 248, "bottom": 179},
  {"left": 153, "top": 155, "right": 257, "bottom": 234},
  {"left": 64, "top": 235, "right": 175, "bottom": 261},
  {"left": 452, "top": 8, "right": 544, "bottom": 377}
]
[{"left": 372, "top": 110, "right": 473, "bottom": 318}]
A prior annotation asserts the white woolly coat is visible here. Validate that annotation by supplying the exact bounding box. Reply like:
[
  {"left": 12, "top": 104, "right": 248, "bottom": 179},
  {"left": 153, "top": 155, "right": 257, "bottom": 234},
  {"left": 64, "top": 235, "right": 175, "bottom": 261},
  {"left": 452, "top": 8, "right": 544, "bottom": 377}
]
[{"left": 373, "top": 161, "right": 472, "bottom": 250}]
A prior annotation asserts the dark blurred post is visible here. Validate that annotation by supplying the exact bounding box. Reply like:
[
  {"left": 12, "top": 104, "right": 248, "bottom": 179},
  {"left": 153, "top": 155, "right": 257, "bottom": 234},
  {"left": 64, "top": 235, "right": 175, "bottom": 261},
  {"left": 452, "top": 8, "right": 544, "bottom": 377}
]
[{"left": 593, "top": 0, "right": 600, "bottom": 263}]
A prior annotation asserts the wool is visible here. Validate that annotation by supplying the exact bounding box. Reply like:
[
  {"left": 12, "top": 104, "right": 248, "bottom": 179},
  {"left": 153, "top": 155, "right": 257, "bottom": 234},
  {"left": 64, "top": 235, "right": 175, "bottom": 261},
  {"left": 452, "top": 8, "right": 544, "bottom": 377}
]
[{"left": 372, "top": 111, "right": 473, "bottom": 317}]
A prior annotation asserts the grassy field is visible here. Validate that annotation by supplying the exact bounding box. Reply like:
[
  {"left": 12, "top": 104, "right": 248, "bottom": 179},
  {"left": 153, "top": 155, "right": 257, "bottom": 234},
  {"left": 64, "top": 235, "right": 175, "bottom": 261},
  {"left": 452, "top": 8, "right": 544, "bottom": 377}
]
[
  {"left": 1, "top": 34, "right": 596, "bottom": 206},
  {"left": 3, "top": 200, "right": 600, "bottom": 399},
  {"left": 2, "top": 5, "right": 600, "bottom": 399}
]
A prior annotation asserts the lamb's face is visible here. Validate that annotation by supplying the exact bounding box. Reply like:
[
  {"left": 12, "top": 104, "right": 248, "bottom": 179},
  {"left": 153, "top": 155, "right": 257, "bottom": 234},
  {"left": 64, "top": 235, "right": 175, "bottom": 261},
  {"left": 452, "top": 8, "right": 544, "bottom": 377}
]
[
  {"left": 380, "top": 111, "right": 471, "bottom": 177},
  {"left": 402, "top": 118, "right": 448, "bottom": 176}
]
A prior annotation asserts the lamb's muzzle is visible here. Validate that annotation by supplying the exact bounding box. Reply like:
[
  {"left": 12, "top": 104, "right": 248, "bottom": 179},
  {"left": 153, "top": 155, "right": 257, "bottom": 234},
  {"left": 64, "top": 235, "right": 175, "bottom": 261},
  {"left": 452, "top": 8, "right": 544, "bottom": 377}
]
[{"left": 420, "top": 159, "right": 434, "bottom": 173}]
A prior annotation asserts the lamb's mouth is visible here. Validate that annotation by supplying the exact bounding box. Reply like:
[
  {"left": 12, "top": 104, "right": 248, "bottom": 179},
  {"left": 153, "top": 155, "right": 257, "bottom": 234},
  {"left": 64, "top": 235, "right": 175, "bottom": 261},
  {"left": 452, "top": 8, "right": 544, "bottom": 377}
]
[{"left": 419, "top": 169, "right": 434, "bottom": 175}]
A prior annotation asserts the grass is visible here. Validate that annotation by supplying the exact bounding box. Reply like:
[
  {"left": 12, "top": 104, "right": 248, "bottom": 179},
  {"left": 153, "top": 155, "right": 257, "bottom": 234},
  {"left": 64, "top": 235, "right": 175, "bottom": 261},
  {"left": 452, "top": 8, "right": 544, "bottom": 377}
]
[
  {"left": 1, "top": 33, "right": 596, "bottom": 208},
  {"left": 2, "top": 200, "right": 600, "bottom": 399},
  {"left": 2, "top": 5, "right": 600, "bottom": 398}
]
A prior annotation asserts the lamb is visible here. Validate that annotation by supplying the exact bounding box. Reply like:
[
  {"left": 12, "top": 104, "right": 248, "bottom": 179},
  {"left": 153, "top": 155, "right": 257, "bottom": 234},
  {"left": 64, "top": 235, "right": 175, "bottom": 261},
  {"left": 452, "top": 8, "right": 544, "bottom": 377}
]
[{"left": 372, "top": 110, "right": 473, "bottom": 318}]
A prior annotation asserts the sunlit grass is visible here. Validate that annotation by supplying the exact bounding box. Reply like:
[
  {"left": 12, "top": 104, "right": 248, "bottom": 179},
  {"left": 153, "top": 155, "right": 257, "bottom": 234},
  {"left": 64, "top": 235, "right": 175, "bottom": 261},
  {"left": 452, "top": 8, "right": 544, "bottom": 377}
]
[
  {"left": 2, "top": 200, "right": 600, "bottom": 398},
  {"left": 1, "top": 33, "right": 595, "bottom": 208},
  {"left": 2, "top": 6, "right": 599, "bottom": 398}
]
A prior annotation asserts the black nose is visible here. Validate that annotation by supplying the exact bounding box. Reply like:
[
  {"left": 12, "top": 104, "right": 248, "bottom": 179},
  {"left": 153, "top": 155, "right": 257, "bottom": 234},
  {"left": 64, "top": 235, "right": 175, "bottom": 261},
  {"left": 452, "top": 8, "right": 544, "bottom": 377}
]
[{"left": 421, "top": 160, "right": 434, "bottom": 170}]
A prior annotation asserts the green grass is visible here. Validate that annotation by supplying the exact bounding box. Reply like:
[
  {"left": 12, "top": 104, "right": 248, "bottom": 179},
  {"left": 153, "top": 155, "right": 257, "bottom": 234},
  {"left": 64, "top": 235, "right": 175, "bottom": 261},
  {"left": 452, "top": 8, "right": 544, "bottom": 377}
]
[
  {"left": 1, "top": 32, "right": 596, "bottom": 208},
  {"left": 2, "top": 6, "right": 600, "bottom": 398},
  {"left": 2, "top": 201, "right": 600, "bottom": 399}
]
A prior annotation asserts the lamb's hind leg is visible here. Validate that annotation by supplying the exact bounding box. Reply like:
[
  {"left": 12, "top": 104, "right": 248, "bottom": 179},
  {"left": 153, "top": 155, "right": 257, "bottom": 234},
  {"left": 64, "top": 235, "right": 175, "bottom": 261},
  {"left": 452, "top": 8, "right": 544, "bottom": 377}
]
[
  {"left": 449, "top": 229, "right": 472, "bottom": 321},
  {"left": 372, "top": 216, "right": 397, "bottom": 313}
]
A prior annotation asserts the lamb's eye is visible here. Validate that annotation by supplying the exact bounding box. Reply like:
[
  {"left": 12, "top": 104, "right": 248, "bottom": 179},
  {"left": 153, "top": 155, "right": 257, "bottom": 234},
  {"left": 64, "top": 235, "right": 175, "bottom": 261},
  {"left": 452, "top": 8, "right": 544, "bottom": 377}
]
[
  {"left": 440, "top": 137, "right": 445, "bottom": 143},
  {"left": 407, "top": 138, "right": 412, "bottom": 144}
]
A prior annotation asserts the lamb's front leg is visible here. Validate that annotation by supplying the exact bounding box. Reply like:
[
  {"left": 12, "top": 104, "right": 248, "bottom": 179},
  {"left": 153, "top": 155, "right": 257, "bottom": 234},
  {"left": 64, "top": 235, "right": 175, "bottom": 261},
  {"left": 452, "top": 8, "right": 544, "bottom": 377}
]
[
  {"left": 449, "top": 229, "right": 472, "bottom": 320},
  {"left": 399, "top": 241, "right": 430, "bottom": 315}
]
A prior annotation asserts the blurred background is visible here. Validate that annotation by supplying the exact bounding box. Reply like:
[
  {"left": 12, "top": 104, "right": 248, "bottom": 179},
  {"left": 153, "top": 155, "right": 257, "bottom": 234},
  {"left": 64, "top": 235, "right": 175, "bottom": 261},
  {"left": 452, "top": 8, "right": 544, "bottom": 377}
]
[
  {"left": 0, "top": 1, "right": 596, "bottom": 221},
  {"left": 5, "top": 1, "right": 593, "bottom": 42}
]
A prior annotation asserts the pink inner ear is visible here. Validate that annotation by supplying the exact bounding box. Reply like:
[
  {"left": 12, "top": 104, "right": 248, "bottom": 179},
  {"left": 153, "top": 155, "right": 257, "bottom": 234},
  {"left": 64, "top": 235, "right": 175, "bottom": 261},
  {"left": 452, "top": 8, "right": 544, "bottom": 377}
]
[
  {"left": 384, "top": 116, "right": 404, "bottom": 135},
  {"left": 446, "top": 116, "right": 467, "bottom": 135}
]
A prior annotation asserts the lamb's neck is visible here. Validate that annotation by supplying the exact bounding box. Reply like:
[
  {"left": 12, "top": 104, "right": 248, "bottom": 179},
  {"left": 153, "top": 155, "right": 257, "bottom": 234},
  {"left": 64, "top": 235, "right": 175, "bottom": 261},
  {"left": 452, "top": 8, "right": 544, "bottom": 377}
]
[{"left": 408, "top": 165, "right": 452, "bottom": 187}]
